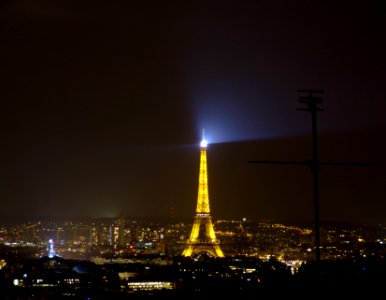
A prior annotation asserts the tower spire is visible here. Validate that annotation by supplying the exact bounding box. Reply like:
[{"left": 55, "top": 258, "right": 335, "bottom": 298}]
[{"left": 182, "top": 133, "right": 224, "bottom": 258}]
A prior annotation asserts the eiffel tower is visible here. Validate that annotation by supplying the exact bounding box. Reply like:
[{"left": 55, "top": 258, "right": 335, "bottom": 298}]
[{"left": 182, "top": 131, "right": 224, "bottom": 258}]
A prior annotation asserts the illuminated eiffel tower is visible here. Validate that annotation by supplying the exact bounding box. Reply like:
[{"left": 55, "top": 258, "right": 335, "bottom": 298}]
[{"left": 182, "top": 131, "right": 224, "bottom": 258}]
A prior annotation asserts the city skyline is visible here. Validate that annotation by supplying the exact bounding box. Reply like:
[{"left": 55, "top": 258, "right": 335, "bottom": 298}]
[{"left": 1, "top": 1, "right": 385, "bottom": 224}]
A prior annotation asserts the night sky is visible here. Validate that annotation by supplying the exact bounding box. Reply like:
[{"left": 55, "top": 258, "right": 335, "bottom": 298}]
[{"left": 1, "top": 0, "right": 385, "bottom": 224}]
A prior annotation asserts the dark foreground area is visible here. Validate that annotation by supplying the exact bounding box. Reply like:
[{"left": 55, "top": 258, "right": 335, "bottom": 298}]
[{"left": 1, "top": 255, "right": 386, "bottom": 299}]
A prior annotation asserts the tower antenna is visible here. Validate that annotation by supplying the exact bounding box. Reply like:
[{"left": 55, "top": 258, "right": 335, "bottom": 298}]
[{"left": 200, "top": 128, "right": 208, "bottom": 148}]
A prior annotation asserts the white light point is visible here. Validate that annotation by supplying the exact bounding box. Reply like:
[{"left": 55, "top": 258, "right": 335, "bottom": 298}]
[{"left": 200, "top": 138, "right": 208, "bottom": 148}]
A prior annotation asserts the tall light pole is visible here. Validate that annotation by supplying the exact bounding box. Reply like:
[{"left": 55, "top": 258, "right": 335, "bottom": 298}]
[
  {"left": 297, "top": 89, "right": 324, "bottom": 263},
  {"left": 249, "top": 90, "right": 374, "bottom": 265},
  {"left": 249, "top": 89, "right": 324, "bottom": 264}
]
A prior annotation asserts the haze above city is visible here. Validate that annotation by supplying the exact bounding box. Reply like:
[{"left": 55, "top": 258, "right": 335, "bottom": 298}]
[{"left": 1, "top": 1, "right": 385, "bottom": 224}]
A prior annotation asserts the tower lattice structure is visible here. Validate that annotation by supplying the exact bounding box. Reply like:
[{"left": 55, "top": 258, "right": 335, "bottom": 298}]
[{"left": 182, "top": 133, "right": 224, "bottom": 258}]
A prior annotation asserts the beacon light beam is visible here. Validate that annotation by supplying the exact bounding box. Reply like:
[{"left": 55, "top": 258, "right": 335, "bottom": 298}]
[
  {"left": 192, "top": 92, "right": 279, "bottom": 144},
  {"left": 191, "top": 84, "right": 315, "bottom": 144},
  {"left": 194, "top": 110, "right": 312, "bottom": 145}
]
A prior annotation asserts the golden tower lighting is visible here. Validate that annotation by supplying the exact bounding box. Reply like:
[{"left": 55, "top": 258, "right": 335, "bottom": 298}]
[{"left": 182, "top": 130, "right": 224, "bottom": 258}]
